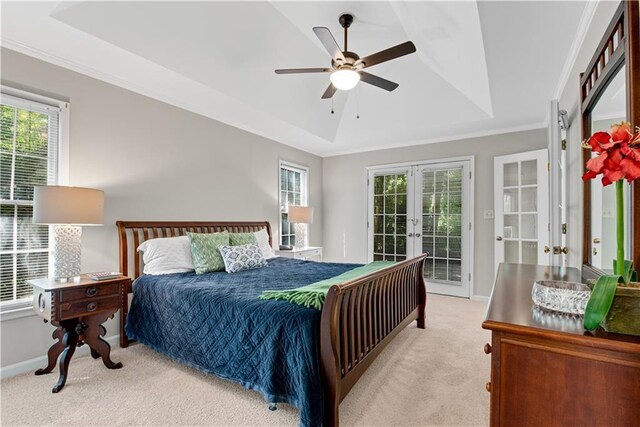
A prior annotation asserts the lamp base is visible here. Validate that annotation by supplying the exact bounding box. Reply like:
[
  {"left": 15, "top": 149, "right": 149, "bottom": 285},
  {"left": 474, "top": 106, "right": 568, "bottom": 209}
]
[
  {"left": 52, "top": 225, "right": 82, "bottom": 281},
  {"left": 294, "top": 223, "right": 306, "bottom": 250}
]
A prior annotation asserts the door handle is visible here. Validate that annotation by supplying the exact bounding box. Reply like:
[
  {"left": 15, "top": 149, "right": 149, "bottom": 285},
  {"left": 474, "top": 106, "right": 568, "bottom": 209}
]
[
  {"left": 593, "top": 238, "right": 601, "bottom": 244},
  {"left": 544, "top": 246, "right": 550, "bottom": 253},
  {"left": 415, "top": 233, "right": 421, "bottom": 238},
  {"left": 408, "top": 233, "right": 414, "bottom": 237},
  {"left": 553, "top": 246, "right": 569, "bottom": 254},
  {"left": 593, "top": 247, "right": 598, "bottom": 255},
  {"left": 496, "top": 236, "right": 503, "bottom": 241}
]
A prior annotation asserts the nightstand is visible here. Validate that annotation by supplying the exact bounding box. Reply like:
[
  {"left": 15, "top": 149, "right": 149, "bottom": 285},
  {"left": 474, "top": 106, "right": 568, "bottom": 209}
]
[
  {"left": 277, "top": 246, "right": 323, "bottom": 262},
  {"left": 29, "top": 274, "right": 130, "bottom": 393}
]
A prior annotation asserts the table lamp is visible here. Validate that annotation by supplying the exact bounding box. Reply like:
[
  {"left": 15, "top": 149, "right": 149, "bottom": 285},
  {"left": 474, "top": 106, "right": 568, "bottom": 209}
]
[
  {"left": 288, "top": 206, "right": 314, "bottom": 250},
  {"left": 33, "top": 186, "right": 104, "bottom": 281}
]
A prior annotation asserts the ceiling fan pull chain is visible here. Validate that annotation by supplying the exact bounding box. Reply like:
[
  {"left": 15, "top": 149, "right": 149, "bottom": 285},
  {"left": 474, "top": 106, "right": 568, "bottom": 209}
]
[
  {"left": 356, "top": 85, "right": 360, "bottom": 119},
  {"left": 331, "top": 97, "right": 335, "bottom": 115}
]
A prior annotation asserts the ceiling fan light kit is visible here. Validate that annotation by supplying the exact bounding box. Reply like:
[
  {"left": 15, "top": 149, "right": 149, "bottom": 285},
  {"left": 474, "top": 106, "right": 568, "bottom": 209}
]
[
  {"left": 275, "top": 13, "right": 416, "bottom": 99},
  {"left": 330, "top": 69, "right": 360, "bottom": 91}
]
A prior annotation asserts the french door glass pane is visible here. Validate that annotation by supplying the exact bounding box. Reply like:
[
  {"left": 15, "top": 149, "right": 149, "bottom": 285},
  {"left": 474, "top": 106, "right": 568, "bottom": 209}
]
[
  {"left": 502, "top": 158, "right": 539, "bottom": 265},
  {"left": 372, "top": 173, "right": 407, "bottom": 261},
  {"left": 422, "top": 167, "right": 463, "bottom": 283}
]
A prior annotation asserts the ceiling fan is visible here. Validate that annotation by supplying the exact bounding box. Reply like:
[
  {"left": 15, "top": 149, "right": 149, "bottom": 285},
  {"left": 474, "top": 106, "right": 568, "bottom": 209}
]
[{"left": 275, "top": 13, "right": 416, "bottom": 99}]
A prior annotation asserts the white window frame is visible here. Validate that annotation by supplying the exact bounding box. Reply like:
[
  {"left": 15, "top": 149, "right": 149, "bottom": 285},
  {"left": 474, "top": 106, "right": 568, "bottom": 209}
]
[
  {"left": 0, "top": 86, "right": 69, "bottom": 319},
  {"left": 278, "top": 160, "right": 309, "bottom": 248}
]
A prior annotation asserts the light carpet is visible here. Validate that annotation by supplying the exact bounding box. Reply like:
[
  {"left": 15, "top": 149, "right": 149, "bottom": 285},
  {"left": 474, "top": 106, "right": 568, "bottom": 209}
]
[{"left": 1, "top": 294, "right": 490, "bottom": 426}]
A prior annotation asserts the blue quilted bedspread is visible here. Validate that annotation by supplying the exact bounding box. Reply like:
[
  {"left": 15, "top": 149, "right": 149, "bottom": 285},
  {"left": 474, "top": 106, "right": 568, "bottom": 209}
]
[{"left": 125, "top": 257, "right": 359, "bottom": 427}]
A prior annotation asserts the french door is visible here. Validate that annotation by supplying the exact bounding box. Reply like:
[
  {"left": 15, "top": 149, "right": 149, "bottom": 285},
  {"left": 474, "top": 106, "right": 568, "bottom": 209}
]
[
  {"left": 494, "top": 149, "right": 550, "bottom": 276},
  {"left": 367, "top": 159, "right": 473, "bottom": 298}
]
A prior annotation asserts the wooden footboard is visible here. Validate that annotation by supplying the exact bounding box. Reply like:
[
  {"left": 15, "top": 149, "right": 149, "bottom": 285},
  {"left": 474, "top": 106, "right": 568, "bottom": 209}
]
[{"left": 320, "top": 254, "right": 427, "bottom": 427}]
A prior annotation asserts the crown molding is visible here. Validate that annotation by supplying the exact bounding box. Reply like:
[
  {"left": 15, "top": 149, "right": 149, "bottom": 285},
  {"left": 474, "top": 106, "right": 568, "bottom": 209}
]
[
  {"left": 552, "top": 1, "right": 599, "bottom": 100},
  {"left": 324, "top": 122, "right": 547, "bottom": 158}
]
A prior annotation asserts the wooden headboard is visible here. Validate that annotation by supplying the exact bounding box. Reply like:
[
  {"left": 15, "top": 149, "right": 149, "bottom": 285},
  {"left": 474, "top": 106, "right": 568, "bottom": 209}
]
[{"left": 116, "top": 221, "right": 272, "bottom": 280}]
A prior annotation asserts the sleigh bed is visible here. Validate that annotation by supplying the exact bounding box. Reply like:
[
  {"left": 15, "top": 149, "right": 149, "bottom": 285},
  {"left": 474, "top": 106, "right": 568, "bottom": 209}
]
[{"left": 117, "top": 220, "right": 427, "bottom": 427}]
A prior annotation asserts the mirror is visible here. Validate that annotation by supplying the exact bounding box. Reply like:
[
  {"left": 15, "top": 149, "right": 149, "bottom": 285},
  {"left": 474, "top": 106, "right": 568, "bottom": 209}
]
[
  {"left": 588, "top": 65, "right": 632, "bottom": 272},
  {"left": 581, "top": 0, "right": 640, "bottom": 278}
]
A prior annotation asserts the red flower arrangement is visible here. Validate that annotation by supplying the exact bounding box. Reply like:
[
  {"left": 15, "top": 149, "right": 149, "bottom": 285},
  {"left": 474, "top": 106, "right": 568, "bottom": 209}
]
[{"left": 582, "top": 121, "right": 640, "bottom": 185}]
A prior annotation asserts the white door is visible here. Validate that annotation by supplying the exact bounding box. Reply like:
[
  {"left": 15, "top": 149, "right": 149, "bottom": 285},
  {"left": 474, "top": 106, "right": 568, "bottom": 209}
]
[
  {"left": 368, "top": 167, "right": 413, "bottom": 263},
  {"left": 414, "top": 162, "right": 472, "bottom": 298},
  {"left": 494, "top": 149, "right": 550, "bottom": 276},
  {"left": 368, "top": 159, "right": 473, "bottom": 298}
]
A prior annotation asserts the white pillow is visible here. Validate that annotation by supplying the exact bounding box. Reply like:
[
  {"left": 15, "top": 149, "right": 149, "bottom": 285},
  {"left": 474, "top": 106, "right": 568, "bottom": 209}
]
[
  {"left": 137, "top": 235, "right": 194, "bottom": 275},
  {"left": 254, "top": 229, "right": 277, "bottom": 259}
]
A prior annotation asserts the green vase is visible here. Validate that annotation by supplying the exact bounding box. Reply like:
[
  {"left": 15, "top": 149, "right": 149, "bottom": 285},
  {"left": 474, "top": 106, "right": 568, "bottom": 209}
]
[{"left": 602, "top": 283, "right": 640, "bottom": 336}]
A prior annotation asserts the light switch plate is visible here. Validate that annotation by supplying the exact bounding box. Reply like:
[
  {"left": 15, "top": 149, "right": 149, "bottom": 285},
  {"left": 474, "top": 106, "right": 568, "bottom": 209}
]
[{"left": 484, "top": 210, "right": 494, "bottom": 219}]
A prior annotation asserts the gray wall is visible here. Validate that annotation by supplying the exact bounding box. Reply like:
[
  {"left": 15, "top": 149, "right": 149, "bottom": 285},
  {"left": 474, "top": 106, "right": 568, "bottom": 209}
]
[
  {"left": 0, "top": 48, "right": 323, "bottom": 368},
  {"left": 321, "top": 129, "right": 547, "bottom": 298}
]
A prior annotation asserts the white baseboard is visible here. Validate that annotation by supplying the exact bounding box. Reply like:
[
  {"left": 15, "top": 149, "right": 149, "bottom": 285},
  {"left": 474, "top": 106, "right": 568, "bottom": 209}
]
[
  {"left": 471, "top": 295, "right": 489, "bottom": 302},
  {"left": 0, "top": 335, "right": 120, "bottom": 379}
]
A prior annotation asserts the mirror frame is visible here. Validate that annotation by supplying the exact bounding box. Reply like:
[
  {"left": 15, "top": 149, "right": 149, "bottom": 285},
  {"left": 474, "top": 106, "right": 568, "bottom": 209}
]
[{"left": 581, "top": 0, "right": 640, "bottom": 279}]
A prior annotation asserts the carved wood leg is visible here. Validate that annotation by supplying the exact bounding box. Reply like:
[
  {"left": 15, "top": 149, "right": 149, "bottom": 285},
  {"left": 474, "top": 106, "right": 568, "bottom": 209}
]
[
  {"left": 83, "top": 313, "right": 123, "bottom": 370},
  {"left": 90, "top": 348, "right": 100, "bottom": 359},
  {"left": 35, "top": 326, "right": 65, "bottom": 376},
  {"left": 52, "top": 319, "right": 79, "bottom": 393},
  {"left": 323, "top": 391, "right": 339, "bottom": 427}
]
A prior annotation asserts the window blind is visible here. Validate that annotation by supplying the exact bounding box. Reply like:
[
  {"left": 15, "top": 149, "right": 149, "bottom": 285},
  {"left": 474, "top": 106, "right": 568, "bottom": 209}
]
[{"left": 0, "top": 93, "right": 60, "bottom": 304}]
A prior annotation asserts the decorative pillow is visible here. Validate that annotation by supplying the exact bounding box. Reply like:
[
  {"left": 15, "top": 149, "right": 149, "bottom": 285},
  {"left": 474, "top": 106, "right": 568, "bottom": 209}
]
[
  {"left": 187, "top": 231, "right": 230, "bottom": 274},
  {"left": 254, "top": 229, "right": 277, "bottom": 259},
  {"left": 137, "top": 236, "right": 194, "bottom": 275},
  {"left": 219, "top": 243, "right": 267, "bottom": 273},
  {"left": 229, "top": 232, "right": 258, "bottom": 246}
]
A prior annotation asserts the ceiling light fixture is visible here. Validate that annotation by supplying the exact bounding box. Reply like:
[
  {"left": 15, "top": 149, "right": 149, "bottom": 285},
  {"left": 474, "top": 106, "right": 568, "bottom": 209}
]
[{"left": 330, "top": 69, "right": 360, "bottom": 91}]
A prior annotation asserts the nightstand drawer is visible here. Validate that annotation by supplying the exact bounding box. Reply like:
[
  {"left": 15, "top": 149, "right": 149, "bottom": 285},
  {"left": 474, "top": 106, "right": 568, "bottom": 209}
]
[
  {"left": 59, "top": 295, "right": 120, "bottom": 320},
  {"left": 59, "top": 282, "right": 121, "bottom": 302}
]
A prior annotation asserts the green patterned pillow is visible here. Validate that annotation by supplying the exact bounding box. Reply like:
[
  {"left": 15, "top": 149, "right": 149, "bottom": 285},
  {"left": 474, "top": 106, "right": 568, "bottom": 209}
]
[
  {"left": 187, "top": 231, "right": 230, "bottom": 274},
  {"left": 229, "top": 232, "right": 258, "bottom": 246}
]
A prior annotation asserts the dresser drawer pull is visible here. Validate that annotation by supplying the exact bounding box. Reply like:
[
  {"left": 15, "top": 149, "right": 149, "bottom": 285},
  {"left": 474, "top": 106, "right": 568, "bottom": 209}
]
[
  {"left": 85, "top": 287, "right": 98, "bottom": 297},
  {"left": 485, "top": 382, "right": 491, "bottom": 392},
  {"left": 87, "top": 302, "right": 98, "bottom": 312},
  {"left": 484, "top": 343, "right": 492, "bottom": 354}
]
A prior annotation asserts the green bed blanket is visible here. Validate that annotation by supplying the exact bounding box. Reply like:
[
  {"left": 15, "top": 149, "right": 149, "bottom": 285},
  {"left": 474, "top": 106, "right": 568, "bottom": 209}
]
[{"left": 259, "top": 261, "right": 394, "bottom": 310}]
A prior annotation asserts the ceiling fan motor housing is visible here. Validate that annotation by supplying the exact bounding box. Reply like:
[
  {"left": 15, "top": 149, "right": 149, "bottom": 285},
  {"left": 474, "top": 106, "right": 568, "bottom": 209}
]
[{"left": 339, "top": 14, "right": 354, "bottom": 29}]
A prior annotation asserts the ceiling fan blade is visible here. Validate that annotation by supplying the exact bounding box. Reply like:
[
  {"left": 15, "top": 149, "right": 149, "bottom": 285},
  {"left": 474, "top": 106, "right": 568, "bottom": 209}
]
[
  {"left": 321, "top": 83, "right": 337, "bottom": 99},
  {"left": 275, "top": 68, "right": 332, "bottom": 74},
  {"left": 313, "top": 27, "right": 346, "bottom": 62},
  {"left": 359, "top": 72, "right": 399, "bottom": 91},
  {"left": 360, "top": 41, "right": 416, "bottom": 68}
]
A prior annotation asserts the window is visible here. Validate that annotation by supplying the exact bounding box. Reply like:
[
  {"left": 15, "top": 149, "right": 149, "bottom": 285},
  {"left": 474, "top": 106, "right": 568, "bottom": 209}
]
[
  {"left": 1, "top": 91, "right": 63, "bottom": 309},
  {"left": 279, "top": 161, "right": 308, "bottom": 247}
]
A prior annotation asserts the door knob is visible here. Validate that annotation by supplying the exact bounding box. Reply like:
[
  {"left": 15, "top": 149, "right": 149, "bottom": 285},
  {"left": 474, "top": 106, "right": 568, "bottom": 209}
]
[
  {"left": 593, "top": 238, "right": 601, "bottom": 244},
  {"left": 408, "top": 233, "right": 414, "bottom": 237},
  {"left": 544, "top": 246, "right": 550, "bottom": 253},
  {"left": 593, "top": 247, "right": 598, "bottom": 255},
  {"left": 553, "top": 246, "right": 569, "bottom": 254},
  {"left": 496, "top": 236, "right": 503, "bottom": 241},
  {"left": 415, "top": 233, "right": 421, "bottom": 238}
]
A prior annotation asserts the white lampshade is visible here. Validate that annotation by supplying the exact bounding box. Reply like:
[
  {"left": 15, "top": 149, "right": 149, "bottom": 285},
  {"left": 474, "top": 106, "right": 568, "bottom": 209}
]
[
  {"left": 288, "top": 206, "right": 314, "bottom": 224},
  {"left": 330, "top": 69, "right": 360, "bottom": 91},
  {"left": 33, "top": 186, "right": 104, "bottom": 225}
]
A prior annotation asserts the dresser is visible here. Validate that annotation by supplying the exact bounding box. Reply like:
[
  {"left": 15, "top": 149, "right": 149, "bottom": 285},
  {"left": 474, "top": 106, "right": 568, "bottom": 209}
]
[
  {"left": 277, "top": 246, "right": 323, "bottom": 262},
  {"left": 482, "top": 263, "right": 640, "bottom": 426}
]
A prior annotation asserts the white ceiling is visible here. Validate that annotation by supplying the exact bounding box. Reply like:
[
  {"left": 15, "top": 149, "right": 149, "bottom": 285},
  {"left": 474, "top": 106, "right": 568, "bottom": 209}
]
[{"left": 0, "top": 1, "right": 588, "bottom": 157}]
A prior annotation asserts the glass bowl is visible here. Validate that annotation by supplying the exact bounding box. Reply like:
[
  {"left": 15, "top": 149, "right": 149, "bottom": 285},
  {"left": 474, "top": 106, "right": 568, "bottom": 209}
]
[{"left": 531, "top": 280, "right": 591, "bottom": 315}]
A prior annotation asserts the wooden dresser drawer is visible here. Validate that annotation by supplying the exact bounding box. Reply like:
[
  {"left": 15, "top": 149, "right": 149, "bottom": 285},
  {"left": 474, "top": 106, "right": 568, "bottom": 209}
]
[
  {"left": 59, "top": 282, "right": 121, "bottom": 302},
  {"left": 59, "top": 295, "right": 120, "bottom": 320}
]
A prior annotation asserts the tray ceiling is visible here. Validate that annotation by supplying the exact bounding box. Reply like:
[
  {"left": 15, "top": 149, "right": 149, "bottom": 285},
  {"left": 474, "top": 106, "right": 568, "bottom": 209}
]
[{"left": 1, "top": 1, "right": 587, "bottom": 156}]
